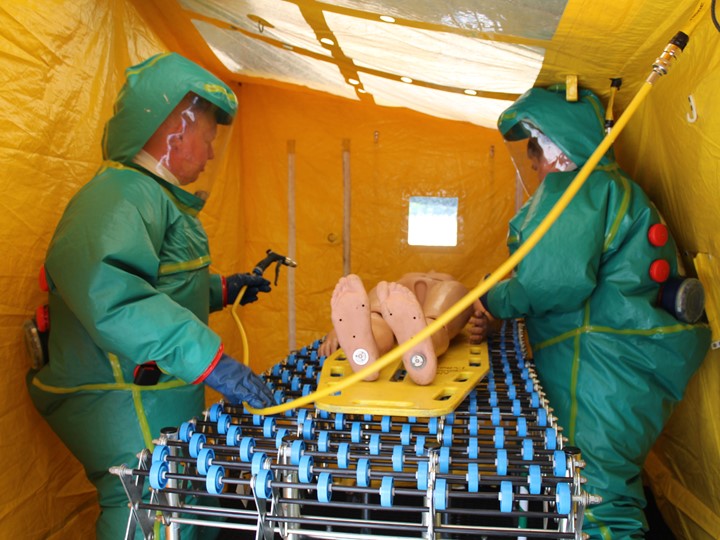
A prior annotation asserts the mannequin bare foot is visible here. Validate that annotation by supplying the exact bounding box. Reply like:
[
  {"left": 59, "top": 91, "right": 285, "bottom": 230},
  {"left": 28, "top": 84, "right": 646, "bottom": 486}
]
[
  {"left": 330, "top": 274, "right": 380, "bottom": 381},
  {"left": 376, "top": 281, "right": 437, "bottom": 385}
]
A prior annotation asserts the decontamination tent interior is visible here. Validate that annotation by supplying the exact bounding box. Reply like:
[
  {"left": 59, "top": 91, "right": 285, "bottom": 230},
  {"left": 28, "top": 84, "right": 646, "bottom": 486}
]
[{"left": 1, "top": 0, "right": 719, "bottom": 537}]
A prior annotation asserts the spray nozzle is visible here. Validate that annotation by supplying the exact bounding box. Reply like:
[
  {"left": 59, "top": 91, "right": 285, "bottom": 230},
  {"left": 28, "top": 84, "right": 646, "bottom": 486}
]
[{"left": 252, "top": 249, "right": 297, "bottom": 285}]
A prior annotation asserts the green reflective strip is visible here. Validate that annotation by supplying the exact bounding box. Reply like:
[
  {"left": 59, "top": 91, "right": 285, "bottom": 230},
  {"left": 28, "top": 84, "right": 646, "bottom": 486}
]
[
  {"left": 533, "top": 320, "right": 706, "bottom": 352},
  {"left": 603, "top": 175, "right": 630, "bottom": 251},
  {"left": 132, "top": 387, "right": 154, "bottom": 448},
  {"left": 204, "top": 82, "right": 238, "bottom": 107},
  {"left": 568, "top": 303, "right": 591, "bottom": 443},
  {"left": 100, "top": 160, "right": 136, "bottom": 175},
  {"left": 158, "top": 185, "right": 200, "bottom": 217},
  {"left": 31, "top": 377, "right": 187, "bottom": 394},
  {"left": 125, "top": 52, "right": 171, "bottom": 78},
  {"left": 159, "top": 255, "right": 211, "bottom": 275},
  {"left": 584, "top": 508, "right": 613, "bottom": 540},
  {"left": 108, "top": 353, "right": 125, "bottom": 383}
]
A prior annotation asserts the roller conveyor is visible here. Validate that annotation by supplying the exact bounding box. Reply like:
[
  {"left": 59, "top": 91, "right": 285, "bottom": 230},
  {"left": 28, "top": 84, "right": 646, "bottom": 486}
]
[{"left": 111, "top": 320, "right": 599, "bottom": 539}]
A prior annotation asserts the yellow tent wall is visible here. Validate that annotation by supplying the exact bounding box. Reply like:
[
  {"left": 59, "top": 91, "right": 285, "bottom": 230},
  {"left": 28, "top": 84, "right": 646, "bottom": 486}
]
[{"left": 1, "top": 1, "right": 718, "bottom": 539}]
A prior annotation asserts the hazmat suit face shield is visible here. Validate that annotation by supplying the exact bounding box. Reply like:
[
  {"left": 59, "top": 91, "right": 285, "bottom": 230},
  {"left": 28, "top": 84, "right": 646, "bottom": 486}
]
[
  {"left": 143, "top": 93, "right": 233, "bottom": 201},
  {"left": 504, "top": 123, "right": 578, "bottom": 198}
]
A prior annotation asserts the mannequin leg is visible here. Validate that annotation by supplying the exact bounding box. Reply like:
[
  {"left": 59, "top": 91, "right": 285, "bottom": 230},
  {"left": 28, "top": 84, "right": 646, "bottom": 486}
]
[
  {"left": 376, "top": 281, "right": 437, "bottom": 385},
  {"left": 330, "top": 274, "right": 392, "bottom": 381}
]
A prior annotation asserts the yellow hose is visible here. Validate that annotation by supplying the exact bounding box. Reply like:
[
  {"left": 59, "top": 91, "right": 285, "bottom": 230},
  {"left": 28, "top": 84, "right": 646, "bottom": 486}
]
[
  {"left": 245, "top": 1, "right": 709, "bottom": 416},
  {"left": 231, "top": 285, "right": 251, "bottom": 366}
]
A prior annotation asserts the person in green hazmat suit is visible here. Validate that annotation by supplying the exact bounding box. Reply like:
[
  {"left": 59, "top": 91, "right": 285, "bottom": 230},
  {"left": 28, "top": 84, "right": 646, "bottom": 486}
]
[
  {"left": 27, "top": 52, "right": 275, "bottom": 539},
  {"left": 471, "top": 86, "right": 711, "bottom": 538}
]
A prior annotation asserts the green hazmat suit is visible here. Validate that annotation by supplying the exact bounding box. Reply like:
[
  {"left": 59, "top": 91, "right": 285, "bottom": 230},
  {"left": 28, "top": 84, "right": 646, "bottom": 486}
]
[
  {"left": 485, "top": 86, "right": 710, "bottom": 538},
  {"left": 27, "top": 52, "right": 238, "bottom": 539}
]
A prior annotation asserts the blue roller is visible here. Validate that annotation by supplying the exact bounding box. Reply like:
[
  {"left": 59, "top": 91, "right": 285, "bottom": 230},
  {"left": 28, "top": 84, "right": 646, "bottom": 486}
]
[
  {"left": 468, "top": 415, "right": 478, "bottom": 436},
  {"left": 441, "top": 425, "right": 453, "bottom": 447},
  {"left": 496, "top": 449, "right": 508, "bottom": 476},
  {"left": 299, "top": 454, "right": 314, "bottom": 483},
  {"left": 188, "top": 433, "right": 206, "bottom": 459},
  {"left": 531, "top": 392, "right": 540, "bottom": 408},
  {"left": 468, "top": 398, "right": 478, "bottom": 415},
  {"left": 302, "top": 384, "right": 312, "bottom": 396},
  {"left": 380, "top": 476, "right": 394, "bottom": 508},
  {"left": 351, "top": 422, "right": 362, "bottom": 443},
  {"left": 297, "top": 409, "right": 308, "bottom": 426},
  {"left": 545, "top": 427, "right": 557, "bottom": 450},
  {"left": 537, "top": 408, "right": 548, "bottom": 427},
  {"left": 197, "top": 447, "right": 215, "bottom": 476},
  {"left": 149, "top": 460, "right": 169, "bottom": 490},
  {"left": 178, "top": 421, "right": 195, "bottom": 443},
  {"left": 499, "top": 480, "right": 513, "bottom": 513},
  {"left": 467, "top": 437, "right": 478, "bottom": 459},
  {"left": 239, "top": 437, "right": 256, "bottom": 462},
  {"left": 415, "top": 435, "right": 426, "bottom": 457},
  {"left": 401, "top": 424, "right": 412, "bottom": 446},
  {"left": 251, "top": 451, "right": 267, "bottom": 476},
  {"left": 263, "top": 417, "right": 276, "bottom": 438},
  {"left": 522, "top": 439, "right": 534, "bottom": 461},
  {"left": 152, "top": 445, "right": 169, "bottom": 464},
  {"left": 553, "top": 450, "right": 567, "bottom": 477},
  {"left": 494, "top": 427, "right": 505, "bottom": 449},
  {"left": 556, "top": 482, "right": 572, "bottom": 515},
  {"left": 467, "top": 462, "right": 479, "bottom": 493},
  {"left": 528, "top": 464, "right": 542, "bottom": 495},
  {"left": 206, "top": 465, "right": 224, "bottom": 495},
  {"left": 439, "top": 446, "right": 451, "bottom": 474},
  {"left": 512, "top": 399, "right": 522, "bottom": 416},
  {"left": 302, "top": 417, "right": 315, "bottom": 441},
  {"left": 290, "top": 440, "right": 305, "bottom": 465},
  {"left": 417, "top": 461, "right": 429, "bottom": 490},
  {"left": 516, "top": 417, "right": 527, "bottom": 437},
  {"left": 252, "top": 414, "right": 263, "bottom": 427},
  {"left": 428, "top": 417, "right": 439, "bottom": 435},
  {"left": 255, "top": 468, "right": 273, "bottom": 499},
  {"left": 392, "top": 445, "right": 404, "bottom": 472},
  {"left": 217, "top": 413, "right": 231, "bottom": 435},
  {"left": 369, "top": 433, "right": 381, "bottom": 455},
  {"left": 335, "top": 413, "right": 345, "bottom": 431},
  {"left": 275, "top": 428, "right": 288, "bottom": 449},
  {"left": 491, "top": 407, "right": 501, "bottom": 426},
  {"left": 508, "top": 384, "right": 516, "bottom": 400},
  {"left": 381, "top": 416, "right": 392, "bottom": 433},
  {"left": 208, "top": 403, "right": 223, "bottom": 422},
  {"left": 434, "top": 478, "right": 448, "bottom": 511},
  {"left": 227, "top": 424, "right": 242, "bottom": 447},
  {"left": 317, "top": 472, "right": 333, "bottom": 503},
  {"left": 318, "top": 430, "right": 330, "bottom": 452},
  {"left": 357, "top": 458, "right": 370, "bottom": 487},
  {"left": 337, "top": 442, "right": 350, "bottom": 469}
]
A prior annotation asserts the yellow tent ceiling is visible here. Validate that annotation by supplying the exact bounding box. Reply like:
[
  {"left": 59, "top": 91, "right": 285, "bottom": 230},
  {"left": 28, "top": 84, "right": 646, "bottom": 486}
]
[{"left": 1, "top": 1, "right": 719, "bottom": 539}]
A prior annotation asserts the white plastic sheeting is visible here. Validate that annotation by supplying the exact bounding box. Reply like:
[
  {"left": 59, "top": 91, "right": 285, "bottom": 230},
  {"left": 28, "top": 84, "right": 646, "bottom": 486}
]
[{"left": 182, "top": 0, "right": 557, "bottom": 126}]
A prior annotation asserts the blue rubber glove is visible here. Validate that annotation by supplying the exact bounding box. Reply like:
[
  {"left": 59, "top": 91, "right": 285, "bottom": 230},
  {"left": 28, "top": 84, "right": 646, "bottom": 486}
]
[
  {"left": 225, "top": 273, "right": 271, "bottom": 306},
  {"left": 204, "top": 354, "right": 275, "bottom": 408}
]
